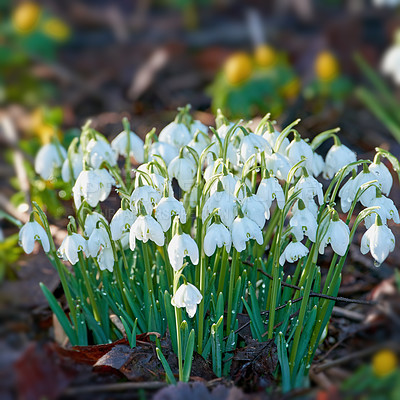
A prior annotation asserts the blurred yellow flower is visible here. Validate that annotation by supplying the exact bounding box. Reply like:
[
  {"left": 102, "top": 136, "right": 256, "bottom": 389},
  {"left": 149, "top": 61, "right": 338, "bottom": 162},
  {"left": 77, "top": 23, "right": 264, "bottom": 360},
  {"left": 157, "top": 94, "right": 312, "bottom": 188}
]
[
  {"left": 281, "top": 78, "right": 301, "bottom": 99},
  {"left": 224, "top": 53, "right": 253, "bottom": 85},
  {"left": 254, "top": 45, "right": 277, "bottom": 68},
  {"left": 42, "top": 18, "right": 70, "bottom": 41},
  {"left": 12, "top": 2, "right": 41, "bottom": 34},
  {"left": 372, "top": 349, "right": 398, "bottom": 377},
  {"left": 315, "top": 51, "right": 339, "bottom": 82}
]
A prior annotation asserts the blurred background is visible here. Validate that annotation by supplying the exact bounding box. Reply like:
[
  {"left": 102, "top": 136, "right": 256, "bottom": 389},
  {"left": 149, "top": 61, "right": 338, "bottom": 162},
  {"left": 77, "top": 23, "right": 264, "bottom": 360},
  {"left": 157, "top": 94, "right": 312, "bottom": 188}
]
[{"left": 1, "top": 1, "right": 400, "bottom": 399}]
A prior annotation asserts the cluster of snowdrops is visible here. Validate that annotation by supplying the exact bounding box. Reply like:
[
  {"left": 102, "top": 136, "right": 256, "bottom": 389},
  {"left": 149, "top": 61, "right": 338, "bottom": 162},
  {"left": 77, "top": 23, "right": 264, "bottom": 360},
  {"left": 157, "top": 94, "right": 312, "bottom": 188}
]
[{"left": 19, "top": 106, "right": 400, "bottom": 390}]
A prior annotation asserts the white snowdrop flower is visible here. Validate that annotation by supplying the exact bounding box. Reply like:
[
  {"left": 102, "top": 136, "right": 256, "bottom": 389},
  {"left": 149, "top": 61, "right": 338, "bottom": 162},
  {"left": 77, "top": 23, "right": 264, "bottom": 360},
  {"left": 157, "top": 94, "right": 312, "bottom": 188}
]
[
  {"left": 129, "top": 215, "right": 165, "bottom": 250},
  {"left": 231, "top": 216, "right": 263, "bottom": 252},
  {"left": 203, "top": 222, "right": 231, "bottom": 256},
  {"left": 369, "top": 161, "right": 393, "bottom": 196},
  {"left": 210, "top": 173, "right": 238, "bottom": 196},
  {"left": 57, "top": 233, "right": 88, "bottom": 265},
  {"left": 168, "top": 233, "right": 199, "bottom": 271},
  {"left": 364, "top": 194, "right": 400, "bottom": 228},
  {"left": 319, "top": 216, "right": 350, "bottom": 257},
  {"left": 256, "top": 177, "right": 285, "bottom": 218},
  {"left": 86, "top": 138, "right": 117, "bottom": 169},
  {"left": 84, "top": 212, "right": 108, "bottom": 237},
  {"left": 149, "top": 141, "right": 179, "bottom": 166},
  {"left": 338, "top": 174, "right": 358, "bottom": 213},
  {"left": 159, "top": 122, "right": 191, "bottom": 148},
  {"left": 265, "top": 153, "right": 291, "bottom": 181},
  {"left": 130, "top": 185, "right": 161, "bottom": 215},
  {"left": 354, "top": 169, "right": 379, "bottom": 207},
  {"left": 111, "top": 130, "right": 144, "bottom": 163},
  {"left": 188, "top": 136, "right": 208, "bottom": 157},
  {"left": 34, "top": 143, "right": 67, "bottom": 180},
  {"left": 381, "top": 32, "right": 400, "bottom": 84},
  {"left": 240, "top": 132, "right": 271, "bottom": 163},
  {"left": 290, "top": 202, "right": 318, "bottom": 242},
  {"left": 88, "top": 228, "right": 114, "bottom": 272},
  {"left": 263, "top": 129, "right": 290, "bottom": 154},
  {"left": 323, "top": 144, "right": 356, "bottom": 180},
  {"left": 292, "top": 197, "right": 319, "bottom": 219},
  {"left": 171, "top": 283, "right": 202, "bottom": 318},
  {"left": 279, "top": 241, "right": 309, "bottom": 266},
  {"left": 202, "top": 189, "right": 237, "bottom": 227},
  {"left": 312, "top": 153, "right": 325, "bottom": 178},
  {"left": 19, "top": 221, "right": 50, "bottom": 254},
  {"left": 361, "top": 218, "right": 395, "bottom": 264},
  {"left": 294, "top": 174, "right": 324, "bottom": 206},
  {"left": 61, "top": 147, "right": 83, "bottom": 182},
  {"left": 110, "top": 208, "right": 137, "bottom": 241},
  {"left": 190, "top": 120, "right": 208, "bottom": 136},
  {"left": 216, "top": 123, "right": 235, "bottom": 140},
  {"left": 241, "top": 195, "right": 266, "bottom": 229},
  {"left": 155, "top": 196, "right": 187, "bottom": 232},
  {"left": 286, "top": 137, "right": 314, "bottom": 174},
  {"left": 168, "top": 155, "right": 196, "bottom": 192},
  {"left": 72, "top": 169, "right": 115, "bottom": 209}
]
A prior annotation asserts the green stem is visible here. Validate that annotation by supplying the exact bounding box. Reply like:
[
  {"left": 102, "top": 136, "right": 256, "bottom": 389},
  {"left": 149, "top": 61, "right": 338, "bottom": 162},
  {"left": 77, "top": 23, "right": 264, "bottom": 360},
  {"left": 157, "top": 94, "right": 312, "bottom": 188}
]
[
  {"left": 226, "top": 249, "right": 239, "bottom": 335},
  {"left": 143, "top": 244, "right": 154, "bottom": 294},
  {"left": 197, "top": 256, "right": 206, "bottom": 353},
  {"left": 217, "top": 249, "right": 228, "bottom": 295}
]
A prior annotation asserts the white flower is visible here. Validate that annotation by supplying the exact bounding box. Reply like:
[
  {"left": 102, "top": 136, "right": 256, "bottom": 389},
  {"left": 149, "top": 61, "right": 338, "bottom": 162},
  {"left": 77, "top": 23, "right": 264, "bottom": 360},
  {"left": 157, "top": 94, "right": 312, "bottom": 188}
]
[
  {"left": 110, "top": 208, "right": 137, "bottom": 240},
  {"left": 241, "top": 195, "right": 266, "bottom": 229},
  {"left": 111, "top": 130, "right": 144, "bottom": 163},
  {"left": 202, "top": 190, "right": 237, "bottom": 227},
  {"left": 240, "top": 132, "right": 271, "bottom": 162},
  {"left": 286, "top": 138, "right": 314, "bottom": 174},
  {"left": 338, "top": 175, "right": 358, "bottom": 213},
  {"left": 72, "top": 169, "right": 115, "bottom": 209},
  {"left": 209, "top": 173, "right": 238, "bottom": 196},
  {"left": 168, "top": 233, "right": 199, "bottom": 271},
  {"left": 290, "top": 205, "right": 318, "bottom": 242},
  {"left": 312, "top": 153, "right": 325, "bottom": 178},
  {"left": 231, "top": 216, "right": 263, "bottom": 252},
  {"left": 364, "top": 195, "right": 400, "bottom": 228},
  {"left": 19, "top": 221, "right": 50, "bottom": 254},
  {"left": 265, "top": 153, "right": 291, "bottom": 181},
  {"left": 84, "top": 212, "right": 108, "bottom": 236},
  {"left": 381, "top": 41, "right": 400, "bottom": 84},
  {"left": 129, "top": 215, "right": 165, "bottom": 250},
  {"left": 57, "top": 233, "right": 88, "bottom": 265},
  {"left": 354, "top": 170, "right": 378, "bottom": 207},
  {"left": 159, "top": 122, "right": 191, "bottom": 148},
  {"left": 323, "top": 144, "right": 356, "bottom": 180},
  {"left": 34, "top": 143, "right": 67, "bottom": 180},
  {"left": 279, "top": 241, "right": 309, "bottom": 266},
  {"left": 256, "top": 177, "right": 285, "bottom": 218},
  {"left": 88, "top": 228, "right": 114, "bottom": 272},
  {"left": 130, "top": 185, "right": 161, "bottom": 214},
  {"left": 171, "top": 283, "right": 202, "bottom": 318},
  {"left": 361, "top": 222, "right": 395, "bottom": 264},
  {"left": 149, "top": 141, "right": 179, "bottom": 166},
  {"left": 155, "top": 196, "right": 186, "bottom": 232},
  {"left": 263, "top": 129, "right": 290, "bottom": 154},
  {"left": 294, "top": 175, "right": 324, "bottom": 206},
  {"left": 190, "top": 120, "right": 208, "bottom": 136},
  {"left": 86, "top": 138, "right": 117, "bottom": 169},
  {"left": 61, "top": 147, "right": 83, "bottom": 182},
  {"left": 168, "top": 156, "right": 196, "bottom": 192},
  {"left": 319, "top": 218, "right": 350, "bottom": 256},
  {"left": 369, "top": 161, "right": 393, "bottom": 196},
  {"left": 292, "top": 197, "right": 319, "bottom": 219},
  {"left": 203, "top": 222, "right": 231, "bottom": 256}
]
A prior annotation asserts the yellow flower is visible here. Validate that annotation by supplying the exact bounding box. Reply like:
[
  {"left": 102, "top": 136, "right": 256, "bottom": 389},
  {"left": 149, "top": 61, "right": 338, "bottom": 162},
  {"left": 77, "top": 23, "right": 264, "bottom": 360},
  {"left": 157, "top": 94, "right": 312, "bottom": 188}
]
[
  {"left": 315, "top": 51, "right": 339, "bottom": 82},
  {"left": 224, "top": 52, "right": 253, "bottom": 85},
  {"left": 42, "top": 18, "right": 70, "bottom": 41},
  {"left": 372, "top": 349, "right": 398, "bottom": 377},
  {"left": 254, "top": 45, "right": 277, "bottom": 68},
  {"left": 12, "top": 2, "right": 41, "bottom": 34},
  {"left": 281, "top": 78, "right": 301, "bottom": 99}
]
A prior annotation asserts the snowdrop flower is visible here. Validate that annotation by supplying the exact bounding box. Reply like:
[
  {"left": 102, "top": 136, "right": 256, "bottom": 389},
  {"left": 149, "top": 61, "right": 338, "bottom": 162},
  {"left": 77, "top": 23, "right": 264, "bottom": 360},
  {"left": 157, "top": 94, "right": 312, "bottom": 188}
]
[
  {"left": 265, "top": 153, "right": 291, "bottom": 181},
  {"left": 290, "top": 200, "right": 317, "bottom": 242},
  {"left": 263, "top": 129, "right": 290, "bottom": 154},
  {"left": 231, "top": 215, "right": 263, "bottom": 252},
  {"left": 34, "top": 143, "right": 67, "bottom": 180},
  {"left": 312, "top": 153, "right": 325, "bottom": 178},
  {"left": 168, "top": 232, "right": 199, "bottom": 271},
  {"left": 256, "top": 176, "right": 285, "bottom": 218},
  {"left": 72, "top": 169, "right": 115, "bottom": 209},
  {"left": 241, "top": 194, "right": 266, "bottom": 229},
  {"left": 361, "top": 217, "right": 395, "bottom": 264},
  {"left": 338, "top": 174, "right": 358, "bottom": 213},
  {"left": 84, "top": 212, "right": 108, "bottom": 236},
  {"left": 129, "top": 215, "right": 165, "bottom": 250},
  {"left": 319, "top": 215, "right": 350, "bottom": 256},
  {"left": 61, "top": 146, "right": 83, "bottom": 182},
  {"left": 202, "top": 186, "right": 237, "bottom": 227},
  {"left": 293, "top": 197, "right": 319, "bottom": 219},
  {"left": 159, "top": 122, "right": 191, "bottom": 148},
  {"left": 216, "top": 123, "right": 235, "bottom": 140},
  {"left": 286, "top": 136, "right": 314, "bottom": 174},
  {"left": 19, "top": 220, "right": 50, "bottom": 254},
  {"left": 381, "top": 31, "right": 400, "bottom": 84},
  {"left": 110, "top": 208, "right": 137, "bottom": 240},
  {"left": 279, "top": 241, "right": 309, "bottom": 266},
  {"left": 294, "top": 173, "right": 324, "bottom": 206},
  {"left": 149, "top": 141, "right": 179, "bottom": 166},
  {"left": 130, "top": 185, "right": 161, "bottom": 215},
  {"left": 168, "top": 153, "right": 196, "bottom": 192},
  {"left": 190, "top": 120, "right": 208, "bottom": 136},
  {"left": 239, "top": 131, "right": 271, "bottom": 162},
  {"left": 188, "top": 130, "right": 209, "bottom": 156},
  {"left": 364, "top": 192, "right": 400, "bottom": 228},
  {"left": 57, "top": 233, "right": 88, "bottom": 265},
  {"left": 86, "top": 138, "right": 117, "bottom": 169},
  {"left": 171, "top": 283, "right": 202, "bottom": 318},
  {"left": 155, "top": 196, "right": 186, "bottom": 232},
  {"left": 88, "top": 228, "right": 114, "bottom": 272},
  {"left": 353, "top": 168, "right": 378, "bottom": 207},
  {"left": 323, "top": 144, "right": 356, "bottom": 180},
  {"left": 369, "top": 161, "right": 393, "bottom": 196},
  {"left": 203, "top": 221, "right": 231, "bottom": 256},
  {"left": 111, "top": 130, "right": 144, "bottom": 163},
  {"left": 209, "top": 173, "right": 238, "bottom": 196}
]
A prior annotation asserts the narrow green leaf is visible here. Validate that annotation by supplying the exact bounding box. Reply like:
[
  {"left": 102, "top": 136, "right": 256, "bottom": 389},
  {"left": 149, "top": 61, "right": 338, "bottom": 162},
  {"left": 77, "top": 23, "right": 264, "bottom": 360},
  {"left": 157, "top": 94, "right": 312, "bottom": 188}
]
[
  {"left": 182, "top": 329, "right": 195, "bottom": 382},
  {"left": 156, "top": 347, "right": 177, "bottom": 384}
]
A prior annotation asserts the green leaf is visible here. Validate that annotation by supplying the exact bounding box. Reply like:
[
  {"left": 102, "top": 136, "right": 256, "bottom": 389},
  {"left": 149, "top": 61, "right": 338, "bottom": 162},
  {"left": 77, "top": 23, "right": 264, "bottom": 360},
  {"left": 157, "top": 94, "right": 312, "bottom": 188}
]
[
  {"left": 182, "top": 329, "right": 195, "bottom": 382},
  {"left": 277, "top": 332, "right": 291, "bottom": 393},
  {"left": 156, "top": 347, "right": 177, "bottom": 384}
]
